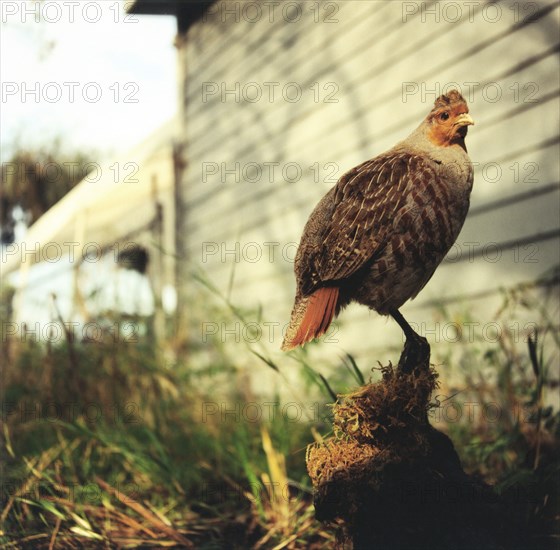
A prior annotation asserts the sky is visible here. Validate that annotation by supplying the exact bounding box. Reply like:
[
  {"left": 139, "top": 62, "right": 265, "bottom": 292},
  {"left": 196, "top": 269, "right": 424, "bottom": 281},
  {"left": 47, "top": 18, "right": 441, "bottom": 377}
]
[{"left": 1, "top": 0, "right": 178, "bottom": 161}]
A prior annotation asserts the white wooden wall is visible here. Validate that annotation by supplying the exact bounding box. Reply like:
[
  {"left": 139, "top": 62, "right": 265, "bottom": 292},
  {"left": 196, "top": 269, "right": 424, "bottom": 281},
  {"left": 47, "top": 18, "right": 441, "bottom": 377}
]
[{"left": 175, "top": 0, "right": 560, "bottom": 379}]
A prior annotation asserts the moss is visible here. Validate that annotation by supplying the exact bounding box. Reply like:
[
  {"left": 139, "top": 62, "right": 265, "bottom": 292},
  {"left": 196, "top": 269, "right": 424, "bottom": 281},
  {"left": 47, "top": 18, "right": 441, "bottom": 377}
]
[{"left": 307, "top": 363, "right": 438, "bottom": 491}]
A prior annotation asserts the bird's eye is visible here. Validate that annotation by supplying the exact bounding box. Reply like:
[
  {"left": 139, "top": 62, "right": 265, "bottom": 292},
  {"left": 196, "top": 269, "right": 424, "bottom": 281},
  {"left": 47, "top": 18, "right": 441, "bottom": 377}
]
[{"left": 440, "top": 112, "right": 450, "bottom": 121}]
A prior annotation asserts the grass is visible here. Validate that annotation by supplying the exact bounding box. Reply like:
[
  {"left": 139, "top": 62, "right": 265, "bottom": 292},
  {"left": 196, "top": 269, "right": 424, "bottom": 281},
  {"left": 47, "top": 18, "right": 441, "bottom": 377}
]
[
  {"left": 1, "top": 275, "right": 559, "bottom": 548},
  {"left": 1, "top": 304, "right": 337, "bottom": 548}
]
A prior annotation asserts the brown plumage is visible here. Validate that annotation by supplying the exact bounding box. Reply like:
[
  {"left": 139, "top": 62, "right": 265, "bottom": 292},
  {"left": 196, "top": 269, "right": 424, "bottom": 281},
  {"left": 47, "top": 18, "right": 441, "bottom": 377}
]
[{"left": 282, "top": 90, "right": 474, "bottom": 351}]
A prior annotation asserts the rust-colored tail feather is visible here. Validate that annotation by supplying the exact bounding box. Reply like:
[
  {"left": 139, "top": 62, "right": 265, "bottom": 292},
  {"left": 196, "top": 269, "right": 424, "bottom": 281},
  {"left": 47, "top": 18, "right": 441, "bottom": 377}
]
[{"left": 282, "top": 287, "right": 339, "bottom": 351}]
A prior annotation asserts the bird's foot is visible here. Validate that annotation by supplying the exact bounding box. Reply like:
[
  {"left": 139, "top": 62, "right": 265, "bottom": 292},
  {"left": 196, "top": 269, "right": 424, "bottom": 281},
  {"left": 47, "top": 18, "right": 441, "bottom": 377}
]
[{"left": 397, "top": 333, "right": 430, "bottom": 374}]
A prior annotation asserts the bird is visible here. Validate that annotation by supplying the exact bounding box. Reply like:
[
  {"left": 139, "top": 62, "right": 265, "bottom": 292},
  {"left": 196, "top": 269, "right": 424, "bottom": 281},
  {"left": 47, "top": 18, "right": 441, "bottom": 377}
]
[{"left": 282, "top": 90, "right": 474, "bottom": 352}]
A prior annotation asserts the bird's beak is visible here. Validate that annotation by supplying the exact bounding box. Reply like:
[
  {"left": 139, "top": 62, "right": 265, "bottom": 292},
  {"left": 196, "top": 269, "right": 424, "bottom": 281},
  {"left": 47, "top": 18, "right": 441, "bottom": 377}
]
[{"left": 455, "top": 113, "right": 474, "bottom": 127}]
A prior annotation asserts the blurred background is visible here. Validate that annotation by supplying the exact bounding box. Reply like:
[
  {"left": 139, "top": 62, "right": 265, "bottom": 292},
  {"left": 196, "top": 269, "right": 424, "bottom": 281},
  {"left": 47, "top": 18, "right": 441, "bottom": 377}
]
[{"left": 1, "top": 1, "right": 559, "bottom": 547}]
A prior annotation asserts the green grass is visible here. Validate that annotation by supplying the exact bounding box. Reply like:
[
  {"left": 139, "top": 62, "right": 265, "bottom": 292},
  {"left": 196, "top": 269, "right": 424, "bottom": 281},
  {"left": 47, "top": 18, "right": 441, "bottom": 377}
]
[
  {"left": 1, "top": 276, "right": 559, "bottom": 548},
  {"left": 1, "top": 309, "right": 338, "bottom": 548}
]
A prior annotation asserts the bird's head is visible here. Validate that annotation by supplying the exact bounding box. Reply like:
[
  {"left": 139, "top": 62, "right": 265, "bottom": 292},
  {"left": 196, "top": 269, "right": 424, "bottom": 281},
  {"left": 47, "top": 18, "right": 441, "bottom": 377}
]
[{"left": 426, "top": 90, "right": 474, "bottom": 149}]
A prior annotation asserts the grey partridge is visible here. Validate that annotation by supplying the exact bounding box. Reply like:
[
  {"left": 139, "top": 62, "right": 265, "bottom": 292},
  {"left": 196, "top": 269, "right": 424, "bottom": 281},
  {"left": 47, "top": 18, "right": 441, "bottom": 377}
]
[{"left": 282, "top": 90, "right": 474, "bottom": 351}]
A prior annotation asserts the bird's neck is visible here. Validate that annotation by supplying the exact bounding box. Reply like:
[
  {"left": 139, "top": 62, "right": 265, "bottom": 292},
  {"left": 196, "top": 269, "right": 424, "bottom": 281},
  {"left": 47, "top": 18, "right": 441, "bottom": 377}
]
[
  {"left": 399, "top": 124, "right": 469, "bottom": 159},
  {"left": 453, "top": 136, "right": 468, "bottom": 153}
]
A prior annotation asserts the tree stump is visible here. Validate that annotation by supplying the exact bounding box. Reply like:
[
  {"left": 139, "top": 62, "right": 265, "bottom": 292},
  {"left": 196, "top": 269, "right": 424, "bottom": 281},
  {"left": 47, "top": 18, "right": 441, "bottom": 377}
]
[{"left": 306, "top": 339, "right": 518, "bottom": 549}]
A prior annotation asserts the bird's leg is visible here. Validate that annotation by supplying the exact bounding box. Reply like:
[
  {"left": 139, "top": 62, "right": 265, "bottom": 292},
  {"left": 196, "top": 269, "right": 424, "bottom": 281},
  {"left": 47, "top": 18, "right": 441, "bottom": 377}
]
[
  {"left": 390, "top": 309, "right": 419, "bottom": 341},
  {"left": 390, "top": 309, "right": 430, "bottom": 374}
]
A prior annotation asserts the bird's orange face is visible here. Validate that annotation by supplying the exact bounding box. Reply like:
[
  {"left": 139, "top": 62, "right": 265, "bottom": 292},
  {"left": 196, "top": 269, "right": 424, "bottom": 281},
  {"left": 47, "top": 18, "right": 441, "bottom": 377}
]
[{"left": 427, "top": 92, "right": 474, "bottom": 148}]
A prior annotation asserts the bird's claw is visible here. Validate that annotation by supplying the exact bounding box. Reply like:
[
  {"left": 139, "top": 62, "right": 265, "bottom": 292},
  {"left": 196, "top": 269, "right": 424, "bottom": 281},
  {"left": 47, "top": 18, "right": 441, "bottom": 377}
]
[{"left": 398, "top": 334, "right": 430, "bottom": 374}]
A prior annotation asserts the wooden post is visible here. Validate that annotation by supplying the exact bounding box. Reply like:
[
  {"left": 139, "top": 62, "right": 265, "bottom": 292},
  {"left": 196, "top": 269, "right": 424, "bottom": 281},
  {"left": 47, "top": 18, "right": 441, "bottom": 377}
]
[{"left": 307, "top": 341, "right": 516, "bottom": 549}]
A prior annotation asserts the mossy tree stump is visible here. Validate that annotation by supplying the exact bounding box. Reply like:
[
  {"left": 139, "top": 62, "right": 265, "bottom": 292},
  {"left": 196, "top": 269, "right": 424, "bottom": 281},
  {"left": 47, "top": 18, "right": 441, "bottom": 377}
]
[{"left": 306, "top": 338, "right": 519, "bottom": 549}]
